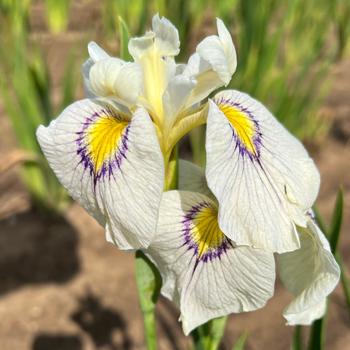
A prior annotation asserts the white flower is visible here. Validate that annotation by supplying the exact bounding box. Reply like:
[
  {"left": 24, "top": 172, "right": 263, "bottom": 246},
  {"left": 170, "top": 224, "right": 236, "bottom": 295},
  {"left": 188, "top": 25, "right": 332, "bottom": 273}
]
[
  {"left": 145, "top": 162, "right": 339, "bottom": 334},
  {"left": 36, "top": 15, "right": 237, "bottom": 250},
  {"left": 206, "top": 90, "right": 320, "bottom": 253},
  {"left": 278, "top": 213, "right": 340, "bottom": 324},
  {"left": 146, "top": 189, "right": 275, "bottom": 335}
]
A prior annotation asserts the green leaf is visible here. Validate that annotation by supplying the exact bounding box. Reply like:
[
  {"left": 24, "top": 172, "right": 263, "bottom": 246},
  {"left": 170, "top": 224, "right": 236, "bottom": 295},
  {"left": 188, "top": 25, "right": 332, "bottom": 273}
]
[
  {"left": 329, "top": 188, "right": 344, "bottom": 253},
  {"left": 336, "top": 254, "right": 350, "bottom": 315},
  {"left": 118, "top": 16, "right": 132, "bottom": 61},
  {"left": 307, "top": 317, "right": 326, "bottom": 350},
  {"left": 60, "top": 52, "right": 78, "bottom": 112},
  {"left": 313, "top": 207, "right": 328, "bottom": 234},
  {"left": 292, "top": 326, "right": 303, "bottom": 350},
  {"left": 206, "top": 316, "right": 228, "bottom": 350},
  {"left": 232, "top": 332, "right": 248, "bottom": 350},
  {"left": 44, "top": 0, "right": 70, "bottom": 33}
]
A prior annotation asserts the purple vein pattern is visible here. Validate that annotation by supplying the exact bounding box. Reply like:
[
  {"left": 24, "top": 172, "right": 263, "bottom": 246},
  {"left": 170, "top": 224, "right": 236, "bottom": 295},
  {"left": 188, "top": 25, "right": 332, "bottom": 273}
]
[{"left": 75, "top": 108, "right": 130, "bottom": 187}]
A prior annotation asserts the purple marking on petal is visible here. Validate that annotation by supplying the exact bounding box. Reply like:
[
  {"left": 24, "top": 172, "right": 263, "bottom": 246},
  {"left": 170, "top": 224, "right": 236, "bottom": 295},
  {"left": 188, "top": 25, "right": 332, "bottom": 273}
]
[
  {"left": 75, "top": 108, "right": 130, "bottom": 188},
  {"left": 181, "top": 202, "right": 232, "bottom": 265},
  {"left": 214, "top": 97, "right": 263, "bottom": 162}
]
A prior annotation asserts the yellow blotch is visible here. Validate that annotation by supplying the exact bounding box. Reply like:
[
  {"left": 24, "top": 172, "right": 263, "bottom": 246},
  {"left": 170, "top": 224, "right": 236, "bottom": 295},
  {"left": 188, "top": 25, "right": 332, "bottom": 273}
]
[
  {"left": 191, "top": 206, "right": 225, "bottom": 258},
  {"left": 87, "top": 115, "right": 128, "bottom": 172},
  {"left": 219, "top": 104, "right": 257, "bottom": 155}
]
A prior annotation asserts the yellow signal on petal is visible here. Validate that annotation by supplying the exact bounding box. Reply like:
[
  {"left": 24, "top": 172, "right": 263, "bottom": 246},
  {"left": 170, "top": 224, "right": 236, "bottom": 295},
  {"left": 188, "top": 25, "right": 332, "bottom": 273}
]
[
  {"left": 192, "top": 206, "right": 226, "bottom": 258},
  {"left": 218, "top": 103, "right": 257, "bottom": 156},
  {"left": 87, "top": 115, "right": 128, "bottom": 172}
]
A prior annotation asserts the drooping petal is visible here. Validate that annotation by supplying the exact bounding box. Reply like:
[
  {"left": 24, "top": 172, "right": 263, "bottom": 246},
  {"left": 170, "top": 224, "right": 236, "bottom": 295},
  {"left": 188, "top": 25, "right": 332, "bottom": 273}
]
[
  {"left": 145, "top": 191, "right": 275, "bottom": 335},
  {"left": 206, "top": 90, "right": 320, "bottom": 253},
  {"left": 178, "top": 159, "right": 213, "bottom": 198},
  {"left": 37, "top": 99, "right": 164, "bottom": 249},
  {"left": 183, "top": 19, "right": 237, "bottom": 107},
  {"left": 89, "top": 58, "right": 142, "bottom": 105},
  {"left": 277, "top": 216, "right": 340, "bottom": 325}
]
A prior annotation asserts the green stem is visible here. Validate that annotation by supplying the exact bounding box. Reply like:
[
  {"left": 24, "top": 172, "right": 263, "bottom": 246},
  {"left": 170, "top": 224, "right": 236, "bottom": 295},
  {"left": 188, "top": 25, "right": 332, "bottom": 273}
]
[
  {"left": 292, "top": 326, "right": 303, "bottom": 350},
  {"left": 143, "top": 307, "right": 158, "bottom": 350},
  {"left": 164, "top": 145, "right": 179, "bottom": 190},
  {"left": 191, "top": 316, "right": 228, "bottom": 350},
  {"left": 135, "top": 251, "right": 161, "bottom": 350},
  {"left": 307, "top": 312, "right": 326, "bottom": 350},
  {"left": 135, "top": 146, "right": 178, "bottom": 350},
  {"left": 207, "top": 316, "right": 228, "bottom": 350}
]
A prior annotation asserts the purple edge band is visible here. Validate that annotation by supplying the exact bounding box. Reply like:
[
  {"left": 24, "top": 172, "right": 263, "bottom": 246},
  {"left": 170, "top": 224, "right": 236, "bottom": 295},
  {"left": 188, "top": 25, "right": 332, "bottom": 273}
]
[
  {"left": 215, "top": 97, "right": 263, "bottom": 162},
  {"left": 181, "top": 201, "right": 232, "bottom": 265}
]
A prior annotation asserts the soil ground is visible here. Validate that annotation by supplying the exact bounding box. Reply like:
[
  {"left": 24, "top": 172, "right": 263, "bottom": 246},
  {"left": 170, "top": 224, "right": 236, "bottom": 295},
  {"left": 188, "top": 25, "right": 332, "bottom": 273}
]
[{"left": 0, "top": 2, "right": 349, "bottom": 349}]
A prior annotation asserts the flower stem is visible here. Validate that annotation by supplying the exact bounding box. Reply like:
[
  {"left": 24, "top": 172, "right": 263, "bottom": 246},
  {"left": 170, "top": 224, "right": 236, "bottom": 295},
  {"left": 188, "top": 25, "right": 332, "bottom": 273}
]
[
  {"left": 164, "top": 145, "right": 179, "bottom": 190},
  {"left": 135, "top": 146, "right": 178, "bottom": 349},
  {"left": 206, "top": 316, "right": 228, "bottom": 350},
  {"left": 135, "top": 251, "right": 161, "bottom": 350},
  {"left": 191, "top": 316, "right": 228, "bottom": 350}
]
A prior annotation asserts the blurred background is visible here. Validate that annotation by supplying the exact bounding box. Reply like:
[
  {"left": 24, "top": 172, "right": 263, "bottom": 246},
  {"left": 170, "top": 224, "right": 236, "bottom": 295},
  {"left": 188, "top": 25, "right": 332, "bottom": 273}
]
[{"left": 0, "top": 0, "right": 349, "bottom": 349}]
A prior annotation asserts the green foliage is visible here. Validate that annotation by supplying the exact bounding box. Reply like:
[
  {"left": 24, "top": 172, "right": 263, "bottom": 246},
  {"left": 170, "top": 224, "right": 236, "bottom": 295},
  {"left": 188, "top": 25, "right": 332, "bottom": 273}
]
[
  {"left": 232, "top": 332, "right": 248, "bottom": 350},
  {"left": 292, "top": 326, "right": 303, "bottom": 350},
  {"left": 44, "top": 0, "right": 70, "bottom": 33},
  {"left": 118, "top": 16, "right": 132, "bottom": 61},
  {"left": 228, "top": 0, "right": 333, "bottom": 139},
  {"left": 0, "top": 14, "right": 78, "bottom": 211},
  {"left": 332, "top": 0, "right": 350, "bottom": 60},
  {"left": 307, "top": 189, "right": 345, "bottom": 350},
  {"left": 135, "top": 251, "right": 161, "bottom": 350}
]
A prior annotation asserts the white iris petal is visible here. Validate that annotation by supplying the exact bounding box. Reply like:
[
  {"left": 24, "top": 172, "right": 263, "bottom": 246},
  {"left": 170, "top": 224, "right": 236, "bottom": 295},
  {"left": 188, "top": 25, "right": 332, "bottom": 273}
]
[
  {"left": 206, "top": 89, "right": 320, "bottom": 253},
  {"left": 37, "top": 100, "right": 164, "bottom": 249},
  {"left": 145, "top": 190, "right": 275, "bottom": 335},
  {"left": 278, "top": 216, "right": 340, "bottom": 325}
]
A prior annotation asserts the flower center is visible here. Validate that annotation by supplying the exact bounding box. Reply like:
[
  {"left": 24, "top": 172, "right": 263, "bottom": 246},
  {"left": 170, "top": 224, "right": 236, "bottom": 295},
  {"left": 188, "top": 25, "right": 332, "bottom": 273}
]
[
  {"left": 76, "top": 109, "right": 129, "bottom": 184},
  {"left": 182, "top": 202, "right": 231, "bottom": 263},
  {"left": 216, "top": 99, "right": 262, "bottom": 159}
]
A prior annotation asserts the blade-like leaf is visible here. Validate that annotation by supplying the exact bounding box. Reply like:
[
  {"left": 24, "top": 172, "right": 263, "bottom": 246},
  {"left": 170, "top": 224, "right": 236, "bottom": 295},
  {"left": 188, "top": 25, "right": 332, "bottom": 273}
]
[
  {"left": 329, "top": 188, "right": 344, "bottom": 253},
  {"left": 292, "top": 326, "right": 303, "bottom": 350},
  {"left": 232, "top": 332, "right": 248, "bottom": 350},
  {"left": 118, "top": 16, "right": 132, "bottom": 61}
]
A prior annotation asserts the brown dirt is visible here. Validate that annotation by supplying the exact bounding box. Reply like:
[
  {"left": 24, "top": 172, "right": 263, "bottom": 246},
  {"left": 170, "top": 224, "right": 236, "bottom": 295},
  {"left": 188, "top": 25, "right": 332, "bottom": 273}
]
[{"left": 0, "top": 3, "right": 349, "bottom": 350}]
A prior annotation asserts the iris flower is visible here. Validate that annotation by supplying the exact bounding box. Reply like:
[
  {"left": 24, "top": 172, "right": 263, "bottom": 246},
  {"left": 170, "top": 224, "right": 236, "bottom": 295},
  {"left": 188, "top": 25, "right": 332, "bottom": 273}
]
[
  {"left": 145, "top": 161, "right": 339, "bottom": 334},
  {"left": 36, "top": 14, "right": 236, "bottom": 249},
  {"left": 38, "top": 14, "right": 319, "bottom": 255}
]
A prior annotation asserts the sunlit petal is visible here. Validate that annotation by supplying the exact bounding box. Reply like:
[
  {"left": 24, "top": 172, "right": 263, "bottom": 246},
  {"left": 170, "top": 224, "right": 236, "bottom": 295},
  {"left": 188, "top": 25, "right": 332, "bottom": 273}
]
[
  {"left": 278, "top": 216, "right": 340, "bottom": 325},
  {"left": 206, "top": 90, "right": 320, "bottom": 253},
  {"left": 37, "top": 99, "right": 164, "bottom": 249},
  {"left": 146, "top": 191, "right": 275, "bottom": 335},
  {"left": 183, "top": 19, "right": 237, "bottom": 107}
]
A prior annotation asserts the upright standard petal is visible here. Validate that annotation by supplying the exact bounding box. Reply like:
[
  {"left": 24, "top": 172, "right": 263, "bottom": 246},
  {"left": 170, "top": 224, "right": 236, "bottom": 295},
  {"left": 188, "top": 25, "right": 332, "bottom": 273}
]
[
  {"left": 128, "top": 15, "right": 179, "bottom": 120},
  {"left": 183, "top": 19, "right": 237, "bottom": 107},
  {"left": 37, "top": 99, "right": 164, "bottom": 249},
  {"left": 145, "top": 191, "right": 275, "bottom": 335},
  {"left": 196, "top": 18, "right": 237, "bottom": 85},
  {"left": 278, "top": 216, "right": 340, "bottom": 325},
  {"left": 88, "top": 41, "right": 110, "bottom": 62},
  {"left": 206, "top": 90, "right": 320, "bottom": 253}
]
